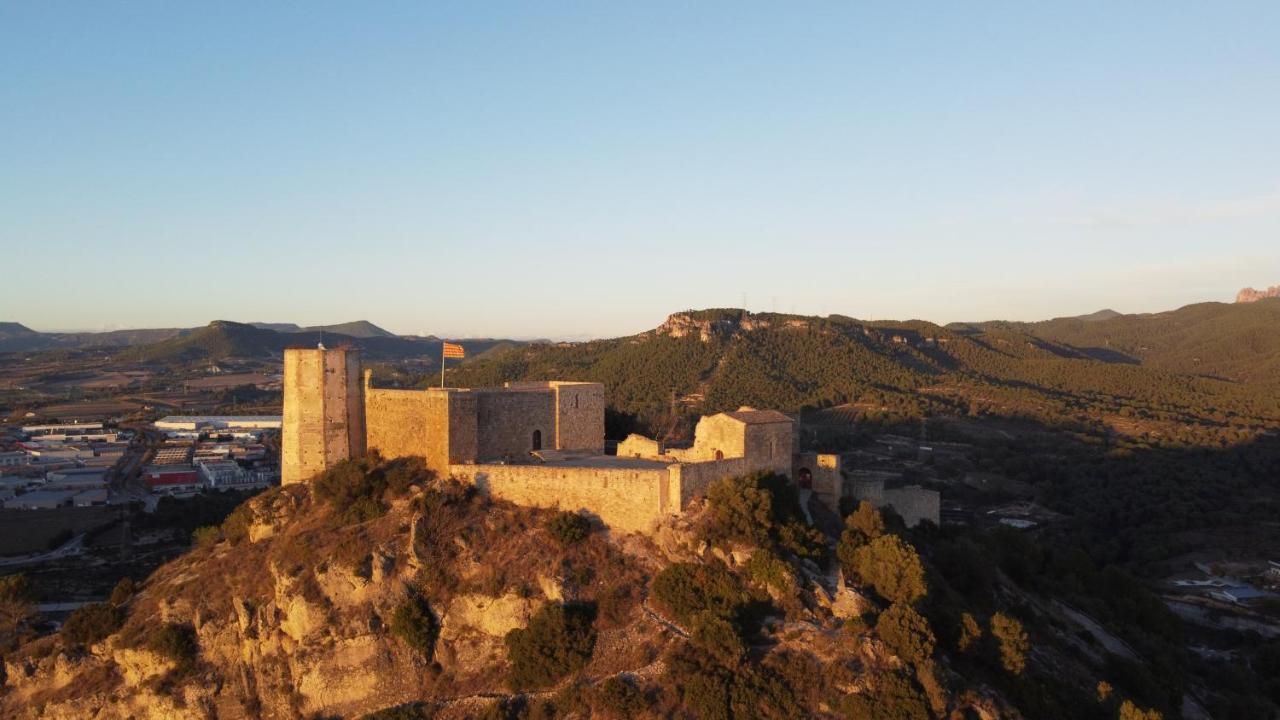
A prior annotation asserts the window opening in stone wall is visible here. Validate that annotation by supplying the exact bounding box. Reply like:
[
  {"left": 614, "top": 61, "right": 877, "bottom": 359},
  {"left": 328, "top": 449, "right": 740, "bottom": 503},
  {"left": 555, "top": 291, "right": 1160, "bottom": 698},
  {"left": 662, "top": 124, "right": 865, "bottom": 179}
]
[
  {"left": 532, "top": 429, "right": 542, "bottom": 451},
  {"left": 715, "top": 449, "right": 723, "bottom": 461}
]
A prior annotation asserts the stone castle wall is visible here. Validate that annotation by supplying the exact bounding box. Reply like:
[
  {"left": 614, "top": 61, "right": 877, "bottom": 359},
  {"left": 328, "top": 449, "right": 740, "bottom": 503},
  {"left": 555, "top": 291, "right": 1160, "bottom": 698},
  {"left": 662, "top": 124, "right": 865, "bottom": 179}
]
[
  {"left": 475, "top": 390, "right": 555, "bottom": 460},
  {"left": 364, "top": 385, "right": 454, "bottom": 477},
  {"left": 666, "top": 457, "right": 753, "bottom": 509},
  {"left": 449, "top": 463, "right": 671, "bottom": 534},
  {"left": 552, "top": 383, "right": 606, "bottom": 453},
  {"left": 282, "top": 348, "right": 366, "bottom": 485},
  {"left": 882, "top": 486, "right": 941, "bottom": 528}
]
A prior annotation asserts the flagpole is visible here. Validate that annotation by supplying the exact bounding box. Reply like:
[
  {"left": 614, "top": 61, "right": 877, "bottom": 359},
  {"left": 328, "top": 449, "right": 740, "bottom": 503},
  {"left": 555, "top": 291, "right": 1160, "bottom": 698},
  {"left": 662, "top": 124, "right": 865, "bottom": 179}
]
[{"left": 440, "top": 343, "right": 445, "bottom": 388}]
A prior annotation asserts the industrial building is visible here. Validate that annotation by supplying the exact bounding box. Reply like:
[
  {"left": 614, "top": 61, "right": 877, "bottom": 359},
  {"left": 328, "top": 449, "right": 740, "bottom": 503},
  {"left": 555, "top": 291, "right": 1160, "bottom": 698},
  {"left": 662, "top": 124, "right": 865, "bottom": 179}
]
[{"left": 155, "top": 416, "right": 282, "bottom": 432}]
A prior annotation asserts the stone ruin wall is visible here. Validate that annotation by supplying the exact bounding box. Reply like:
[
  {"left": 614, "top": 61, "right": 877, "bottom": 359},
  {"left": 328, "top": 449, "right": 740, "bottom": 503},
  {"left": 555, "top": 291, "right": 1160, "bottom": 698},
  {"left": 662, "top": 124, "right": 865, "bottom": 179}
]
[
  {"left": 882, "top": 486, "right": 941, "bottom": 528},
  {"left": 616, "top": 434, "right": 664, "bottom": 459},
  {"left": 449, "top": 463, "right": 671, "bottom": 534}
]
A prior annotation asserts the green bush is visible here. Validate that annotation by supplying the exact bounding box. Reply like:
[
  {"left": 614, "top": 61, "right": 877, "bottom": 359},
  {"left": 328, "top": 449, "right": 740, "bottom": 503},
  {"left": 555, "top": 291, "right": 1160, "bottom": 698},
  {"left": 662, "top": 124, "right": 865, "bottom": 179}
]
[
  {"left": 109, "top": 577, "right": 137, "bottom": 607},
  {"left": 220, "top": 503, "right": 254, "bottom": 544},
  {"left": 876, "top": 602, "right": 936, "bottom": 666},
  {"left": 704, "top": 472, "right": 825, "bottom": 562},
  {"left": 389, "top": 594, "right": 439, "bottom": 661},
  {"left": 690, "top": 612, "right": 745, "bottom": 666},
  {"left": 991, "top": 612, "right": 1029, "bottom": 675},
  {"left": 744, "top": 548, "right": 792, "bottom": 593},
  {"left": 592, "top": 676, "right": 648, "bottom": 719},
  {"left": 314, "top": 454, "right": 433, "bottom": 525},
  {"left": 505, "top": 602, "right": 597, "bottom": 690},
  {"left": 841, "top": 670, "right": 931, "bottom": 720},
  {"left": 545, "top": 511, "right": 592, "bottom": 546},
  {"left": 192, "top": 525, "right": 221, "bottom": 548},
  {"left": 958, "top": 612, "right": 983, "bottom": 653},
  {"left": 847, "top": 534, "right": 927, "bottom": 605},
  {"left": 650, "top": 561, "right": 751, "bottom": 628},
  {"left": 61, "top": 602, "right": 122, "bottom": 647},
  {"left": 663, "top": 641, "right": 803, "bottom": 720},
  {"left": 837, "top": 501, "right": 885, "bottom": 563},
  {"left": 147, "top": 622, "right": 199, "bottom": 675},
  {"left": 0, "top": 574, "right": 33, "bottom": 603}
]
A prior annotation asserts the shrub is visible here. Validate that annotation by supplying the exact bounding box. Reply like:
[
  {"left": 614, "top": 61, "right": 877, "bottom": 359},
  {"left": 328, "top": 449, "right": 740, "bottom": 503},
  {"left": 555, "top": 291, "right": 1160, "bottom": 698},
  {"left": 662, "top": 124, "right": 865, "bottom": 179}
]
[
  {"left": 776, "top": 520, "right": 827, "bottom": 561},
  {"left": 848, "top": 535, "right": 927, "bottom": 605},
  {"left": 313, "top": 457, "right": 389, "bottom": 524},
  {"left": 877, "top": 602, "right": 936, "bottom": 666},
  {"left": 383, "top": 456, "right": 434, "bottom": 495},
  {"left": 1119, "top": 699, "right": 1164, "bottom": 720},
  {"left": 192, "top": 525, "right": 221, "bottom": 549},
  {"left": 663, "top": 641, "right": 803, "bottom": 720},
  {"left": 690, "top": 612, "right": 746, "bottom": 666},
  {"left": 505, "top": 602, "right": 597, "bottom": 690},
  {"left": 704, "top": 472, "right": 824, "bottom": 562},
  {"left": 848, "top": 501, "right": 886, "bottom": 543},
  {"left": 958, "top": 612, "right": 983, "bottom": 653},
  {"left": 841, "top": 670, "right": 931, "bottom": 720},
  {"left": 61, "top": 603, "right": 122, "bottom": 647},
  {"left": 836, "top": 502, "right": 885, "bottom": 572},
  {"left": 545, "top": 511, "right": 592, "bottom": 546},
  {"left": 650, "top": 561, "right": 750, "bottom": 628},
  {"left": 220, "top": 503, "right": 254, "bottom": 544},
  {"left": 109, "top": 577, "right": 137, "bottom": 607},
  {"left": 389, "top": 594, "right": 439, "bottom": 661},
  {"left": 706, "top": 475, "right": 773, "bottom": 546},
  {"left": 147, "top": 622, "right": 199, "bottom": 675},
  {"left": 592, "top": 676, "right": 648, "bottom": 719},
  {"left": 744, "top": 548, "right": 792, "bottom": 593},
  {"left": 991, "top": 612, "right": 1029, "bottom": 676},
  {"left": 0, "top": 574, "right": 33, "bottom": 603}
]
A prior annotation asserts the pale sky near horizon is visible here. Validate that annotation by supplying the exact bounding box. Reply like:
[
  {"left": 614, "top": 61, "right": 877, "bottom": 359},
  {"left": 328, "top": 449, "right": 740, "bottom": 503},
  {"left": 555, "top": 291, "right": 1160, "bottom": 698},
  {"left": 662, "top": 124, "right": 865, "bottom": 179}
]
[{"left": 3, "top": 2, "right": 1279, "bottom": 339}]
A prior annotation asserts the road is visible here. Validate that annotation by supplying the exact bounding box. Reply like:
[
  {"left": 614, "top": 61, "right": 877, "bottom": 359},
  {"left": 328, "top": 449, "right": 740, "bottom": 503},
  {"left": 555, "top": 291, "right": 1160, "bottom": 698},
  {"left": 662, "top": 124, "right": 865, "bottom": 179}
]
[{"left": 107, "top": 423, "right": 163, "bottom": 500}]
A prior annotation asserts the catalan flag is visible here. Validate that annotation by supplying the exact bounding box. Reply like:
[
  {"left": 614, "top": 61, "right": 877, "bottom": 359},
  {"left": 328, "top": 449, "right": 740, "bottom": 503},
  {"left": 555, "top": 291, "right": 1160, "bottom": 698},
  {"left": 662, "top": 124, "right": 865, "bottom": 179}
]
[{"left": 442, "top": 342, "right": 465, "bottom": 359}]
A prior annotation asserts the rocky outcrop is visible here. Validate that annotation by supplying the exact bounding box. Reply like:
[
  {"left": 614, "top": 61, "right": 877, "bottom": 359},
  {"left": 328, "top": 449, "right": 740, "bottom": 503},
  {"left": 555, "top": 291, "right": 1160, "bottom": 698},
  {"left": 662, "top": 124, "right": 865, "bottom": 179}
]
[
  {"left": 1236, "top": 285, "right": 1280, "bottom": 303},
  {"left": 650, "top": 311, "right": 812, "bottom": 342}
]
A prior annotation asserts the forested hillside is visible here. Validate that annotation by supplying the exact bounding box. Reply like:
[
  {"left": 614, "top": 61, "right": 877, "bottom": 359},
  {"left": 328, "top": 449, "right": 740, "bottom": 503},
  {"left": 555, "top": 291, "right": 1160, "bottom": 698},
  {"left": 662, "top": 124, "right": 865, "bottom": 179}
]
[{"left": 447, "top": 308, "right": 1280, "bottom": 445}]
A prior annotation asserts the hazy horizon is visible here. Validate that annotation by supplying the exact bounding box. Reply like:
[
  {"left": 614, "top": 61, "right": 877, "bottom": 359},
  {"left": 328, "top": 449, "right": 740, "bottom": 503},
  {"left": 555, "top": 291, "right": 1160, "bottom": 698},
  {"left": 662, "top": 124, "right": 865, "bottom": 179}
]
[
  {"left": 5, "top": 3, "right": 1278, "bottom": 338},
  {"left": 9, "top": 290, "right": 1267, "bottom": 340}
]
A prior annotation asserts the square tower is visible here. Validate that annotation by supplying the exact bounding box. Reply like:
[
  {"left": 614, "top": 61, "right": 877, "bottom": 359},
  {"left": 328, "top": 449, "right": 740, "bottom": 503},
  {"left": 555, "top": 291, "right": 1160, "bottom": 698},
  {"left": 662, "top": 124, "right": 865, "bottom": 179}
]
[{"left": 281, "top": 346, "right": 367, "bottom": 484}]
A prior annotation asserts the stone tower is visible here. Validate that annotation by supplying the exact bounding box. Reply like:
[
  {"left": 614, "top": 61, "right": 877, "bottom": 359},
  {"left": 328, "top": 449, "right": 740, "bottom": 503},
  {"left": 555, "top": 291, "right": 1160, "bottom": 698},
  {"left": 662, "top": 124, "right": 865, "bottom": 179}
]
[{"left": 281, "top": 346, "right": 367, "bottom": 485}]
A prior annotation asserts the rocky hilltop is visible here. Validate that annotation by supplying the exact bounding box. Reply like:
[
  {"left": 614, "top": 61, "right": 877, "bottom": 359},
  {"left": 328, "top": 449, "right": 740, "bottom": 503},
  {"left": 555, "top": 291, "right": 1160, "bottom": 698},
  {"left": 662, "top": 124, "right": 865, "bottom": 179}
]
[
  {"left": 1, "top": 458, "right": 1032, "bottom": 720},
  {"left": 1236, "top": 285, "right": 1280, "bottom": 303}
]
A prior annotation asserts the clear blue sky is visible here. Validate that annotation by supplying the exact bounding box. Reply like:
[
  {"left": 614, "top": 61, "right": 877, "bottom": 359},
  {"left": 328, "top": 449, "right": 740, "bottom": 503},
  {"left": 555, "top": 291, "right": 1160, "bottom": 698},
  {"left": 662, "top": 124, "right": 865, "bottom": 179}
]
[{"left": 4, "top": 2, "right": 1278, "bottom": 338}]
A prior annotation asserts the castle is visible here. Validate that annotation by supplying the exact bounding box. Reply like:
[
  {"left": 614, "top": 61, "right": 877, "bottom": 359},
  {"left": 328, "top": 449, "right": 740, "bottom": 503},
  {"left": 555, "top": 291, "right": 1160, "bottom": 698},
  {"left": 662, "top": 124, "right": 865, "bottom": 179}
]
[{"left": 281, "top": 346, "right": 938, "bottom": 532}]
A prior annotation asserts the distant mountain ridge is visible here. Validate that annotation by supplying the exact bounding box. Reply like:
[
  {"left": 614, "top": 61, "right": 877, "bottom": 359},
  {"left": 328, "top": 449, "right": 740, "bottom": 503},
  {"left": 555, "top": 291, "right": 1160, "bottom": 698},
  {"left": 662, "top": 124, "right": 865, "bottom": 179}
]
[
  {"left": 448, "top": 300, "right": 1280, "bottom": 436},
  {"left": 247, "top": 320, "right": 399, "bottom": 338},
  {"left": 948, "top": 298, "right": 1280, "bottom": 381},
  {"left": 113, "top": 321, "right": 521, "bottom": 364}
]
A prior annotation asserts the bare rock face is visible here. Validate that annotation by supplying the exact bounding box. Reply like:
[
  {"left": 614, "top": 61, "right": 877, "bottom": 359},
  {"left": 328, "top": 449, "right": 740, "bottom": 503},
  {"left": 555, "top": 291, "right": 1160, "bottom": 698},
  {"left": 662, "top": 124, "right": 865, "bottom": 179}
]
[{"left": 1236, "top": 285, "right": 1280, "bottom": 303}]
